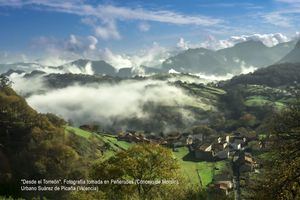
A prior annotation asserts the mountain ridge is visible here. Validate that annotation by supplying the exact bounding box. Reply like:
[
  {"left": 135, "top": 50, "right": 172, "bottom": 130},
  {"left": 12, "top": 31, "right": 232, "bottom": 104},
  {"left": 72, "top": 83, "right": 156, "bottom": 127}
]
[
  {"left": 279, "top": 40, "right": 300, "bottom": 64},
  {"left": 1, "top": 39, "right": 298, "bottom": 76},
  {"left": 162, "top": 40, "right": 297, "bottom": 75}
]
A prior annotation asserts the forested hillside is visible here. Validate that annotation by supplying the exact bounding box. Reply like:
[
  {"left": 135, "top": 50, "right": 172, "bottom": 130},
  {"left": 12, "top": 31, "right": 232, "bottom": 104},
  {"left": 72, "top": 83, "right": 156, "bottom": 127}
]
[
  {"left": 224, "top": 63, "right": 300, "bottom": 87},
  {"left": 0, "top": 76, "right": 213, "bottom": 200},
  {"left": 0, "top": 76, "right": 105, "bottom": 199}
]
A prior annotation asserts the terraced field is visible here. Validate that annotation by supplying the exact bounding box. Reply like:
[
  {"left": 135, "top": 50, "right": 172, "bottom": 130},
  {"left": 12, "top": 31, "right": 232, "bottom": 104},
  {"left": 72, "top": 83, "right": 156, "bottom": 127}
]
[{"left": 245, "top": 95, "right": 286, "bottom": 109}]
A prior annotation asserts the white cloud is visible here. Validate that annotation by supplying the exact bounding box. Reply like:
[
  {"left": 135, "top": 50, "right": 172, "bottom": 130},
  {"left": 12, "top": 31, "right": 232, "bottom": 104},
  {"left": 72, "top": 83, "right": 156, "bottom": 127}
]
[
  {"left": 37, "top": 57, "right": 70, "bottom": 67},
  {"left": 241, "top": 65, "right": 257, "bottom": 74},
  {"left": 27, "top": 34, "right": 174, "bottom": 70},
  {"left": 130, "top": 42, "right": 171, "bottom": 69},
  {"left": 276, "top": 0, "right": 300, "bottom": 4},
  {"left": 0, "top": 1, "right": 222, "bottom": 40},
  {"left": 65, "top": 34, "right": 99, "bottom": 52},
  {"left": 94, "top": 5, "right": 221, "bottom": 26},
  {"left": 102, "top": 42, "right": 172, "bottom": 71},
  {"left": 263, "top": 12, "right": 292, "bottom": 27},
  {"left": 0, "top": 51, "right": 30, "bottom": 64},
  {"left": 102, "top": 48, "right": 132, "bottom": 69},
  {"left": 69, "top": 34, "right": 77, "bottom": 44},
  {"left": 180, "top": 33, "right": 291, "bottom": 51},
  {"left": 228, "top": 33, "right": 289, "bottom": 47},
  {"left": 138, "top": 22, "right": 150, "bottom": 32},
  {"left": 5, "top": 31, "right": 298, "bottom": 71},
  {"left": 63, "top": 61, "right": 94, "bottom": 75},
  {"left": 194, "top": 72, "right": 233, "bottom": 82},
  {"left": 94, "top": 20, "right": 121, "bottom": 40},
  {"left": 198, "top": 3, "right": 263, "bottom": 9},
  {"left": 192, "top": 64, "right": 256, "bottom": 82},
  {"left": 176, "top": 37, "right": 189, "bottom": 50},
  {"left": 87, "top": 36, "right": 98, "bottom": 50},
  {"left": 30, "top": 34, "right": 100, "bottom": 65},
  {"left": 9, "top": 72, "right": 46, "bottom": 96},
  {"left": 262, "top": 0, "right": 300, "bottom": 27},
  {"left": 197, "top": 35, "right": 233, "bottom": 49}
]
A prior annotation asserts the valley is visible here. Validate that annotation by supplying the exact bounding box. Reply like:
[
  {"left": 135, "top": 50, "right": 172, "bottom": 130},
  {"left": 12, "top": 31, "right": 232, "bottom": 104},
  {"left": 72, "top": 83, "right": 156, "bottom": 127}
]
[{"left": 1, "top": 37, "right": 300, "bottom": 200}]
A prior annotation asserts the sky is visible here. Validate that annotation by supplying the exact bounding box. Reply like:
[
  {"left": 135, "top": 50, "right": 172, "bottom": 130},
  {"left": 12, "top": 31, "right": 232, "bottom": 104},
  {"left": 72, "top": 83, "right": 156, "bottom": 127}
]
[{"left": 0, "top": 0, "right": 300, "bottom": 66}]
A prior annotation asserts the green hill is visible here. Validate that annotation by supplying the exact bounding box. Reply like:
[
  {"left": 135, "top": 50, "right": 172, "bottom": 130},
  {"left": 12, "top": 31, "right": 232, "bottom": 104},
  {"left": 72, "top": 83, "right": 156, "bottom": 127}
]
[{"left": 225, "top": 63, "right": 300, "bottom": 87}]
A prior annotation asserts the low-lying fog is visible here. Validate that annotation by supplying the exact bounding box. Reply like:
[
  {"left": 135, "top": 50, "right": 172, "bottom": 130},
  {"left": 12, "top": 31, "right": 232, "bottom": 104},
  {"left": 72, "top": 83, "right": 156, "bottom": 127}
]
[
  {"left": 7, "top": 60, "right": 257, "bottom": 133},
  {"left": 10, "top": 73, "right": 210, "bottom": 132}
]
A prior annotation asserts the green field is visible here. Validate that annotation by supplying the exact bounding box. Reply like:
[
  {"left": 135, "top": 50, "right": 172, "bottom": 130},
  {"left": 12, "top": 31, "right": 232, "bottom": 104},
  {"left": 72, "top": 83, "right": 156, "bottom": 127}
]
[
  {"left": 65, "top": 126, "right": 133, "bottom": 159},
  {"left": 102, "top": 136, "right": 132, "bottom": 150},
  {"left": 66, "top": 126, "right": 131, "bottom": 149},
  {"left": 65, "top": 126, "right": 227, "bottom": 187},
  {"left": 244, "top": 85, "right": 294, "bottom": 109},
  {"left": 172, "top": 147, "right": 226, "bottom": 187},
  {"left": 65, "top": 126, "right": 94, "bottom": 138},
  {"left": 245, "top": 95, "right": 286, "bottom": 109},
  {"left": 204, "top": 85, "right": 226, "bottom": 95}
]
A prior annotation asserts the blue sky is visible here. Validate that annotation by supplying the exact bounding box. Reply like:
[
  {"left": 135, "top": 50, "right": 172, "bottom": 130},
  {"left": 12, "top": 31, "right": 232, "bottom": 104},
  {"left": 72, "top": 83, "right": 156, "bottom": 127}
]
[{"left": 0, "top": 0, "right": 300, "bottom": 65}]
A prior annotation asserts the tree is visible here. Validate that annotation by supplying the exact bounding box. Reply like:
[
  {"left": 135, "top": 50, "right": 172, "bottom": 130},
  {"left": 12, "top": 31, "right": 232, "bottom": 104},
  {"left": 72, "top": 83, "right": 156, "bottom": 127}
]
[
  {"left": 0, "top": 86, "right": 92, "bottom": 199},
  {"left": 239, "top": 113, "right": 256, "bottom": 127},
  {"left": 221, "top": 85, "right": 246, "bottom": 119},
  {"left": 45, "top": 113, "right": 66, "bottom": 127},
  {"left": 209, "top": 113, "right": 226, "bottom": 130},
  {"left": 0, "top": 75, "right": 11, "bottom": 88},
  {"left": 91, "top": 144, "right": 188, "bottom": 200},
  {"left": 191, "top": 125, "right": 217, "bottom": 140},
  {"left": 249, "top": 101, "right": 300, "bottom": 199}
]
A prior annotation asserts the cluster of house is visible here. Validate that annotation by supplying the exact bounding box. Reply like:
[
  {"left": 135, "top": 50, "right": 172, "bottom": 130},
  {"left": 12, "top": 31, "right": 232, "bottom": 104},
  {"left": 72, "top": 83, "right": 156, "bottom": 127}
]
[
  {"left": 117, "top": 131, "right": 188, "bottom": 147},
  {"left": 186, "top": 131, "right": 266, "bottom": 195},
  {"left": 187, "top": 131, "right": 263, "bottom": 161},
  {"left": 84, "top": 125, "right": 269, "bottom": 196},
  {"left": 117, "top": 132, "right": 166, "bottom": 144},
  {"left": 117, "top": 130, "right": 267, "bottom": 166}
]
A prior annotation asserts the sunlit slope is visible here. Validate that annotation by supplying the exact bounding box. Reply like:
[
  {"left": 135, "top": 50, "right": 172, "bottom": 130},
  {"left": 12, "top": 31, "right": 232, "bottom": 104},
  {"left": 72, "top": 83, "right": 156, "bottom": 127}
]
[{"left": 243, "top": 85, "right": 293, "bottom": 109}]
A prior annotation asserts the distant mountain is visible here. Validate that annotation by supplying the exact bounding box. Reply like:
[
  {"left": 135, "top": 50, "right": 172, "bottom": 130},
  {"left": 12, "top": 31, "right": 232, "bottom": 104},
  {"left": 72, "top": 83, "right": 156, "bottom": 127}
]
[
  {"left": 142, "top": 66, "right": 166, "bottom": 74},
  {"left": 0, "top": 40, "right": 297, "bottom": 77},
  {"left": 43, "top": 73, "right": 121, "bottom": 88},
  {"left": 162, "top": 40, "right": 296, "bottom": 75},
  {"left": 116, "top": 67, "right": 133, "bottom": 77},
  {"left": 218, "top": 40, "right": 295, "bottom": 68},
  {"left": 1, "top": 60, "right": 132, "bottom": 77},
  {"left": 0, "top": 62, "right": 42, "bottom": 74},
  {"left": 162, "top": 48, "right": 229, "bottom": 75},
  {"left": 218, "top": 40, "right": 269, "bottom": 67},
  {"left": 279, "top": 40, "right": 300, "bottom": 64},
  {"left": 269, "top": 40, "right": 297, "bottom": 58},
  {"left": 1, "top": 69, "right": 25, "bottom": 76},
  {"left": 23, "top": 70, "right": 46, "bottom": 78},
  {"left": 61, "top": 59, "right": 116, "bottom": 76}
]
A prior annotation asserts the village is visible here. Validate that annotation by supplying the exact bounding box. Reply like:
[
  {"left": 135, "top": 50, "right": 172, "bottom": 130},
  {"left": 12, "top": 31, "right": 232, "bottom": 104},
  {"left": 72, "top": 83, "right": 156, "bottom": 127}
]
[
  {"left": 78, "top": 123, "right": 270, "bottom": 196},
  {"left": 114, "top": 128, "right": 270, "bottom": 196}
]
